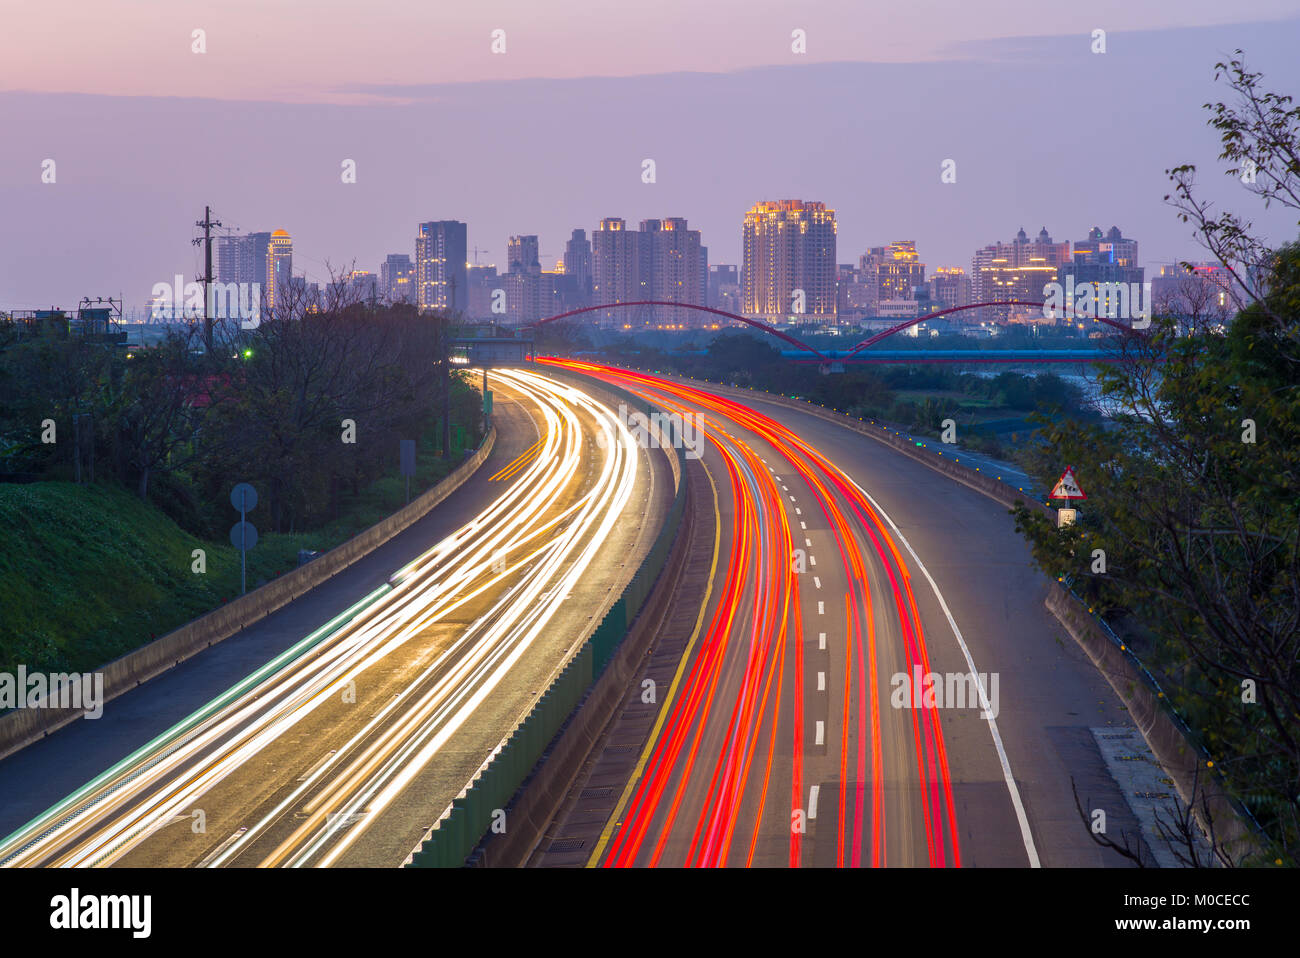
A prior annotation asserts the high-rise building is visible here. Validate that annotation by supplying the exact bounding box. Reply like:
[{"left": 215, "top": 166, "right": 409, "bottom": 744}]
[
  {"left": 467, "top": 265, "right": 499, "bottom": 320},
  {"left": 709, "top": 264, "right": 740, "bottom": 312},
  {"left": 858, "top": 241, "right": 926, "bottom": 311},
  {"left": 971, "top": 227, "right": 1070, "bottom": 323},
  {"left": 265, "top": 229, "right": 293, "bottom": 311},
  {"left": 741, "top": 200, "right": 837, "bottom": 323},
  {"left": 1063, "top": 227, "right": 1144, "bottom": 320},
  {"left": 416, "top": 220, "right": 468, "bottom": 313},
  {"left": 507, "top": 235, "right": 541, "bottom": 275},
  {"left": 591, "top": 218, "right": 642, "bottom": 323},
  {"left": 564, "top": 229, "right": 593, "bottom": 305},
  {"left": 641, "top": 217, "right": 706, "bottom": 324},
  {"left": 928, "top": 266, "right": 972, "bottom": 311},
  {"left": 380, "top": 253, "right": 415, "bottom": 303}
]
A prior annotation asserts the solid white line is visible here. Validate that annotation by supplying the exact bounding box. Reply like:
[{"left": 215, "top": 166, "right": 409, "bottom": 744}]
[
  {"left": 808, "top": 785, "right": 820, "bottom": 820},
  {"left": 815, "top": 720, "right": 825, "bottom": 745},
  {"left": 843, "top": 474, "right": 1041, "bottom": 868}
]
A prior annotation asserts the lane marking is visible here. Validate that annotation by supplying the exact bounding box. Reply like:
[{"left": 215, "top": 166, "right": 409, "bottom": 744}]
[
  {"left": 586, "top": 458, "right": 722, "bottom": 867},
  {"left": 808, "top": 785, "right": 820, "bottom": 820},
  {"left": 813, "top": 576, "right": 822, "bottom": 589},
  {"left": 809, "top": 555, "right": 816, "bottom": 567},
  {"left": 817, "top": 601, "right": 825, "bottom": 615},
  {"left": 843, "top": 473, "right": 1041, "bottom": 868},
  {"left": 815, "top": 721, "right": 825, "bottom": 746},
  {"left": 818, "top": 632, "right": 826, "bottom": 650},
  {"left": 817, "top": 671, "right": 825, "bottom": 691}
]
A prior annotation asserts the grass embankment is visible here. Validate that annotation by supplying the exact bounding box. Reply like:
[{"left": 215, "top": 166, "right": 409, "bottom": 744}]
[{"left": 0, "top": 427, "right": 476, "bottom": 677}]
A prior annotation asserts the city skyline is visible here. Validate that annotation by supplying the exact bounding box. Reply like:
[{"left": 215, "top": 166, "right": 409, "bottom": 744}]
[{"left": 4, "top": 15, "right": 1300, "bottom": 308}]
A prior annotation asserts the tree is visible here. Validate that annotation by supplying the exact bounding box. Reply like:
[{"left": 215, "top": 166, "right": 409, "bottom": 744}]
[{"left": 1015, "top": 55, "right": 1300, "bottom": 862}]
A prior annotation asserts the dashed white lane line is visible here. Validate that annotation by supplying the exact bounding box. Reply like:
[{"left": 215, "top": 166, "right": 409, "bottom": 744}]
[
  {"left": 815, "top": 720, "right": 825, "bottom": 746},
  {"left": 813, "top": 576, "right": 822, "bottom": 589},
  {"left": 805, "top": 538, "right": 812, "bottom": 547},
  {"left": 817, "top": 671, "right": 826, "bottom": 691},
  {"left": 808, "top": 785, "right": 820, "bottom": 820},
  {"left": 818, "top": 632, "right": 826, "bottom": 650},
  {"left": 809, "top": 555, "right": 816, "bottom": 567},
  {"left": 795, "top": 507, "right": 802, "bottom": 515},
  {"left": 800, "top": 521, "right": 807, "bottom": 530},
  {"left": 841, "top": 472, "right": 1041, "bottom": 868},
  {"left": 817, "top": 601, "right": 825, "bottom": 615}
]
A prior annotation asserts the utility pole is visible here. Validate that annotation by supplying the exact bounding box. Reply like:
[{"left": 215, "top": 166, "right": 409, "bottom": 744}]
[{"left": 192, "top": 206, "right": 221, "bottom": 354}]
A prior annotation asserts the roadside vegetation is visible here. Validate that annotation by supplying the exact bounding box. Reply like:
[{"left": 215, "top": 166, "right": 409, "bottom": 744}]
[{"left": 0, "top": 295, "right": 483, "bottom": 677}]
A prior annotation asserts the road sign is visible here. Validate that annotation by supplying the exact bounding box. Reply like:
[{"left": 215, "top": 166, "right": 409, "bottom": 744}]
[
  {"left": 1057, "top": 507, "right": 1078, "bottom": 528},
  {"left": 230, "top": 521, "right": 258, "bottom": 550},
  {"left": 399, "top": 439, "right": 416, "bottom": 477},
  {"left": 1050, "top": 466, "right": 1087, "bottom": 500},
  {"left": 230, "top": 482, "right": 258, "bottom": 512}
]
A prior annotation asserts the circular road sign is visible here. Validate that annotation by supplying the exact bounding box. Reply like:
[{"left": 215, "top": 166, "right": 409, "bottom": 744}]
[
  {"left": 230, "top": 521, "right": 259, "bottom": 550},
  {"left": 230, "top": 482, "right": 258, "bottom": 512}
]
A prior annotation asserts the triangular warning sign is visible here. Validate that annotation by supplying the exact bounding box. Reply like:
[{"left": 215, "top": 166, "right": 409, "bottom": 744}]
[{"left": 1051, "top": 466, "right": 1087, "bottom": 500}]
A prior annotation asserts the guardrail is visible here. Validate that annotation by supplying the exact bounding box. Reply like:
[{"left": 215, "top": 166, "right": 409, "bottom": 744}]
[
  {"left": 0, "top": 428, "right": 496, "bottom": 762},
  {"left": 405, "top": 372, "right": 688, "bottom": 868}
]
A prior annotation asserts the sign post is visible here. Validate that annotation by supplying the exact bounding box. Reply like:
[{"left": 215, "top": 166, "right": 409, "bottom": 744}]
[
  {"left": 1049, "top": 466, "right": 1087, "bottom": 528},
  {"left": 229, "top": 482, "right": 259, "bottom": 594},
  {"left": 399, "top": 439, "right": 416, "bottom": 505}
]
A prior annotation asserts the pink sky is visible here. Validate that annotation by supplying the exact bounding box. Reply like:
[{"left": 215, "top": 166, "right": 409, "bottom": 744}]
[{"left": 4, "top": 0, "right": 1299, "bottom": 103}]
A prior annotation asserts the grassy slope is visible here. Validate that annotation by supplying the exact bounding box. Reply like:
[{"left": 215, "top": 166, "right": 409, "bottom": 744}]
[{"left": 0, "top": 426, "right": 476, "bottom": 676}]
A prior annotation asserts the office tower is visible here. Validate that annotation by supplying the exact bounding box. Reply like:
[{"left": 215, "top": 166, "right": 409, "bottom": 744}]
[
  {"left": 1064, "top": 226, "right": 1144, "bottom": 321},
  {"left": 265, "top": 229, "right": 293, "bottom": 311},
  {"left": 415, "top": 220, "right": 469, "bottom": 313},
  {"left": 971, "top": 227, "right": 1070, "bottom": 323},
  {"left": 564, "top": 229, "right": 593, "bottom": 305},
  {"left": 215, "top": 235, "right": 248, "bottom": 284},
  {"left": 380, "top": 253, "right": 415, "bottom": 303},
  {"left": 741, "top": 200, "right": 837, "bottom": 323},
  {"left": 507, "top": 235, "right": 541, "bottom": 275}
]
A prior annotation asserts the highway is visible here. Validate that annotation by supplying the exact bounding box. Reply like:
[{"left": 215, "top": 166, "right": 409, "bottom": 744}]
[
  {"left": 0, "top": 369, "right": 664, "bottom": 868},
  {"left": 539, "top": 360, "right": 1131, "bottom": 868}
]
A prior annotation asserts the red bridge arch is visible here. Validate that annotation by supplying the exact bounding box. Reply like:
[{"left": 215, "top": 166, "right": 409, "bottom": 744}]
[{"left": 525, "top": 298, "right": 1140, "bottom": 360}]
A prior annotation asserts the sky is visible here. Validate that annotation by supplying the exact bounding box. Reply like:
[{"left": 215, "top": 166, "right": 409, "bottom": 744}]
[{"left": 3, "top": 1, "right": 1300, "bottom": 310}]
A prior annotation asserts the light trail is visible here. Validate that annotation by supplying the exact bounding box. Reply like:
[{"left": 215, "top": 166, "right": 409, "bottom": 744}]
[
  {"left": 543, "top": 359, "right": 962, "bottom": 868},
  {"left": 0, "top": 369, "right": 643, "bottom": 869}
]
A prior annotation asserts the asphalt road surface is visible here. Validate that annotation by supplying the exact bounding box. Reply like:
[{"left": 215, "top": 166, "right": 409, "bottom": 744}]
[{"left": 541, "top": 360, "right": 1132, "bottom": 868}]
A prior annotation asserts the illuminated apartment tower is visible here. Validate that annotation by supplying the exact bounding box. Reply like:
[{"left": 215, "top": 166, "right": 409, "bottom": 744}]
[
  {"left": 928, "top": 266, "right": 972, "bottom": 310},
  {"left": 640, "top": 217, "right": 706, "bottom": 325},
  {"left": 742, "top": 200, "right": 837, "bottom": 323},
  {"left": 415, "top": 220, "right": 468, "bottom": 313},
  {"left": 971, "top": 227, "right": 1070, "bottom": 323},
  {"left": 265, "top": 229, "right": 293, "bottom": 311},
  {"left": 591, "top": 218, "right": 643, "bottom": 324},
  {"left": 859, "top": 240, "right": 927, "bottom": 311}
]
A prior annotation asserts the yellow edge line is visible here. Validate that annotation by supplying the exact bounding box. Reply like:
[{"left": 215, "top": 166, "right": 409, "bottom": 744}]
[
  {"left": 489, "top": 440, "right": 541, "bottom": 481},
  {"left": 586, "top": 457, "right": 722, "bottom": 867},
  {"left": 489, "top": 442, "right": 538, "bottom": 481}
]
